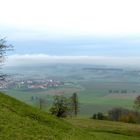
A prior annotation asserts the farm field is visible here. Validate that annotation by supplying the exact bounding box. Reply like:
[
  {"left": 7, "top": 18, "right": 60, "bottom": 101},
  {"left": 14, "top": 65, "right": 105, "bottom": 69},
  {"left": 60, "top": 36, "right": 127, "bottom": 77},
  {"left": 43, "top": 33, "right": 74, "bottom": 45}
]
[{"left": 3, "top": 64, "right": 140, "bottom": 117}]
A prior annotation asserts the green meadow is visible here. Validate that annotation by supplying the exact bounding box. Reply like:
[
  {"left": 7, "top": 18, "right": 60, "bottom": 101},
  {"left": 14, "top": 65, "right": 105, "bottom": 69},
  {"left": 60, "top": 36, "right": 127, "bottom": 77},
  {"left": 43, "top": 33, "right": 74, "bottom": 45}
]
[{"left": 4, "top": 64, "right": 140, "bottom": 117}]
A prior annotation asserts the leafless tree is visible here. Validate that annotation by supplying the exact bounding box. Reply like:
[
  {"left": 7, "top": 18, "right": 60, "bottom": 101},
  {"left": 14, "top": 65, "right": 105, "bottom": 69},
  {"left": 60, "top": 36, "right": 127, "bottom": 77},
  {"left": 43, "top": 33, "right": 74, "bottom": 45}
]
[
  {"left": 38, "top": 97, "right": 47, "bottom": 110},
  {"left": 71, "top": 93, "right": 79, "bottom": 116},
  {"left": 0, "top": 38, "right": 13, "bottom": 83}
]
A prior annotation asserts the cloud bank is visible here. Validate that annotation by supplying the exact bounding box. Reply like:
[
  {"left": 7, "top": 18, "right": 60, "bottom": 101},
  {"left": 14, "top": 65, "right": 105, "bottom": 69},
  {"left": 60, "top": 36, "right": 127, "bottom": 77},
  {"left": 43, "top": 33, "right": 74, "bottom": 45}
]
[{"left": 5, "top": 54, "right": 140, "bottom": 68}]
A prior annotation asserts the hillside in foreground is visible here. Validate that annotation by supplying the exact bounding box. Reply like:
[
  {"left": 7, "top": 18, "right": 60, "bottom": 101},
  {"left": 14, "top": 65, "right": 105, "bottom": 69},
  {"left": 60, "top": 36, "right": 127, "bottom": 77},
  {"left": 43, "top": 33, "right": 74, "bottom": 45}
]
[{"left": 0, "top": 92, "right": 140, "bottom": 140}]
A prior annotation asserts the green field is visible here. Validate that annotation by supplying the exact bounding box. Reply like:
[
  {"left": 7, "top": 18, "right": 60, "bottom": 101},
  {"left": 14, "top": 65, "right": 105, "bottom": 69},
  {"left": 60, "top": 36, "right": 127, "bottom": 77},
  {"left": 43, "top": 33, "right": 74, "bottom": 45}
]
[
  {"left": 3, "top": 64, "right": 140, "bottom": 117},
  {"left": 4, "top": 81, "right": 139, "bottom": 117},
  {"left": 67, "top": 118, "right": 140, "bottom": 140}
]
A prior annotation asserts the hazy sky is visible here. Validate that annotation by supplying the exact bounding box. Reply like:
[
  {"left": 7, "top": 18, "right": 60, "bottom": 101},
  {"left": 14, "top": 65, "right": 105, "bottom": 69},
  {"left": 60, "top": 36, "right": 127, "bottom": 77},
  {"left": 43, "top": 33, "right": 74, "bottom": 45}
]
[
  {"left": 1, "top": 0, "right": 140, "bottom": 36},
  {"left": 1, "top": 0, "right": 140, "bottom": 66}
]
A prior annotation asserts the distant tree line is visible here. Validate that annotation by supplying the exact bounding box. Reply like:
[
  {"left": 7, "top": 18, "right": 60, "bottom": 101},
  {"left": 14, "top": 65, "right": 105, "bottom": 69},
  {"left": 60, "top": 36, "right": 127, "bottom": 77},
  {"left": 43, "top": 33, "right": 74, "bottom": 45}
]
[
  {"left": 92, "top": 95, "right": 140, "bottom": 124},
  {"left": 108, "top": 89, "right": 136, "bottom": 94}
]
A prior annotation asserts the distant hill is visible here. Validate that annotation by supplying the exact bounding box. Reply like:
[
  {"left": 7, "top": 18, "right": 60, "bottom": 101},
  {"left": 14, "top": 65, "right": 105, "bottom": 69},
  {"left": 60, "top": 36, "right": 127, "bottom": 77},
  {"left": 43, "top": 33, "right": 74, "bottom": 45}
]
[{"left": 0, "top": 92, "right": 140, "bottom": 140}]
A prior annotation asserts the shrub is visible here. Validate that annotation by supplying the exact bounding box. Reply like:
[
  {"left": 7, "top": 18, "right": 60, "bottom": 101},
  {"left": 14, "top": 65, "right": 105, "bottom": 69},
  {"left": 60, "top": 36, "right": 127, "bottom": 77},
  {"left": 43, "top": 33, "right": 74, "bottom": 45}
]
[
  {"left": 50, "top": 95, "right": 71, "bottom": 118},
  {"left": 119, "top": 113, "right": 137, "bottom": 123},
  {"left": 92, "top": 112, "right": 105, "bottom": 120},
  {"left": 108, "top": 107, "right": 140, "bottom": 124},
  {"left": 134, "top": 95, "right": 140, "bottom": 111}
]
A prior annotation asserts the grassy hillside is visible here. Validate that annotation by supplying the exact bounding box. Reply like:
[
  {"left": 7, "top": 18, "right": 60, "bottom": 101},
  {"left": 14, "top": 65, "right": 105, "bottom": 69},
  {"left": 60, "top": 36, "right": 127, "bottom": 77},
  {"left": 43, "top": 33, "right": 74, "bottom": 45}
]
[
  {"left": 0, "top": 92, "right": 90, "bottom": 140},
  {"left": 0, "top": 92, "right": 140, "bottom": 140},
  {"left": 66, "top": 118, "right": 140, "bottom": 140}
]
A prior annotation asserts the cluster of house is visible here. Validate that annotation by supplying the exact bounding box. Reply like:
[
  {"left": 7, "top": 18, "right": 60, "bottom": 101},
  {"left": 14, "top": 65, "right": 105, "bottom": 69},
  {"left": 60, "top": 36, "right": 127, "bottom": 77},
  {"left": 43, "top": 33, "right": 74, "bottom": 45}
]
[{"left": 1, "top": 78, "right": 64, "bottom": 89}]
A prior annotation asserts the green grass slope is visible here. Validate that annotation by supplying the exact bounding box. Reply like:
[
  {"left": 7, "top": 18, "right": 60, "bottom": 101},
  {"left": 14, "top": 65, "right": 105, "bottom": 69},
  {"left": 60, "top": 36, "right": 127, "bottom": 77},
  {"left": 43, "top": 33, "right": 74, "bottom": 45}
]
[
  {"left": 0, "top": 92, "right": 90, "bottom": 140},
  {"left": 0, "top": 92, "right": 140, "bottom": 140},
  {"left": 66, "top": 118, "right": 140, "bottom": 140}
]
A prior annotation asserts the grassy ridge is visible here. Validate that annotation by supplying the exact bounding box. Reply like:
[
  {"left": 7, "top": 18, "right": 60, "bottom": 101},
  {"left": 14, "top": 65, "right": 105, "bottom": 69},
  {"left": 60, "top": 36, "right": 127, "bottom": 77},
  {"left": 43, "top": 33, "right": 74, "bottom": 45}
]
[
  {"left": 0, "top": 92, "right": 91, "bottom": 140},
  {"left": 0, "top": 92, "right": 140, "bottom": 140}
]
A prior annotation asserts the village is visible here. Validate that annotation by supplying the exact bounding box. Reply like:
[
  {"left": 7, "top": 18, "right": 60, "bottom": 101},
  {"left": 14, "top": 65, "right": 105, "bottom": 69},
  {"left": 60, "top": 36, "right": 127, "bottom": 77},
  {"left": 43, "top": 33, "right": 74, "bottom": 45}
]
[{"left": 0, "top": 77, "right": 64, "bottom": 90}]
